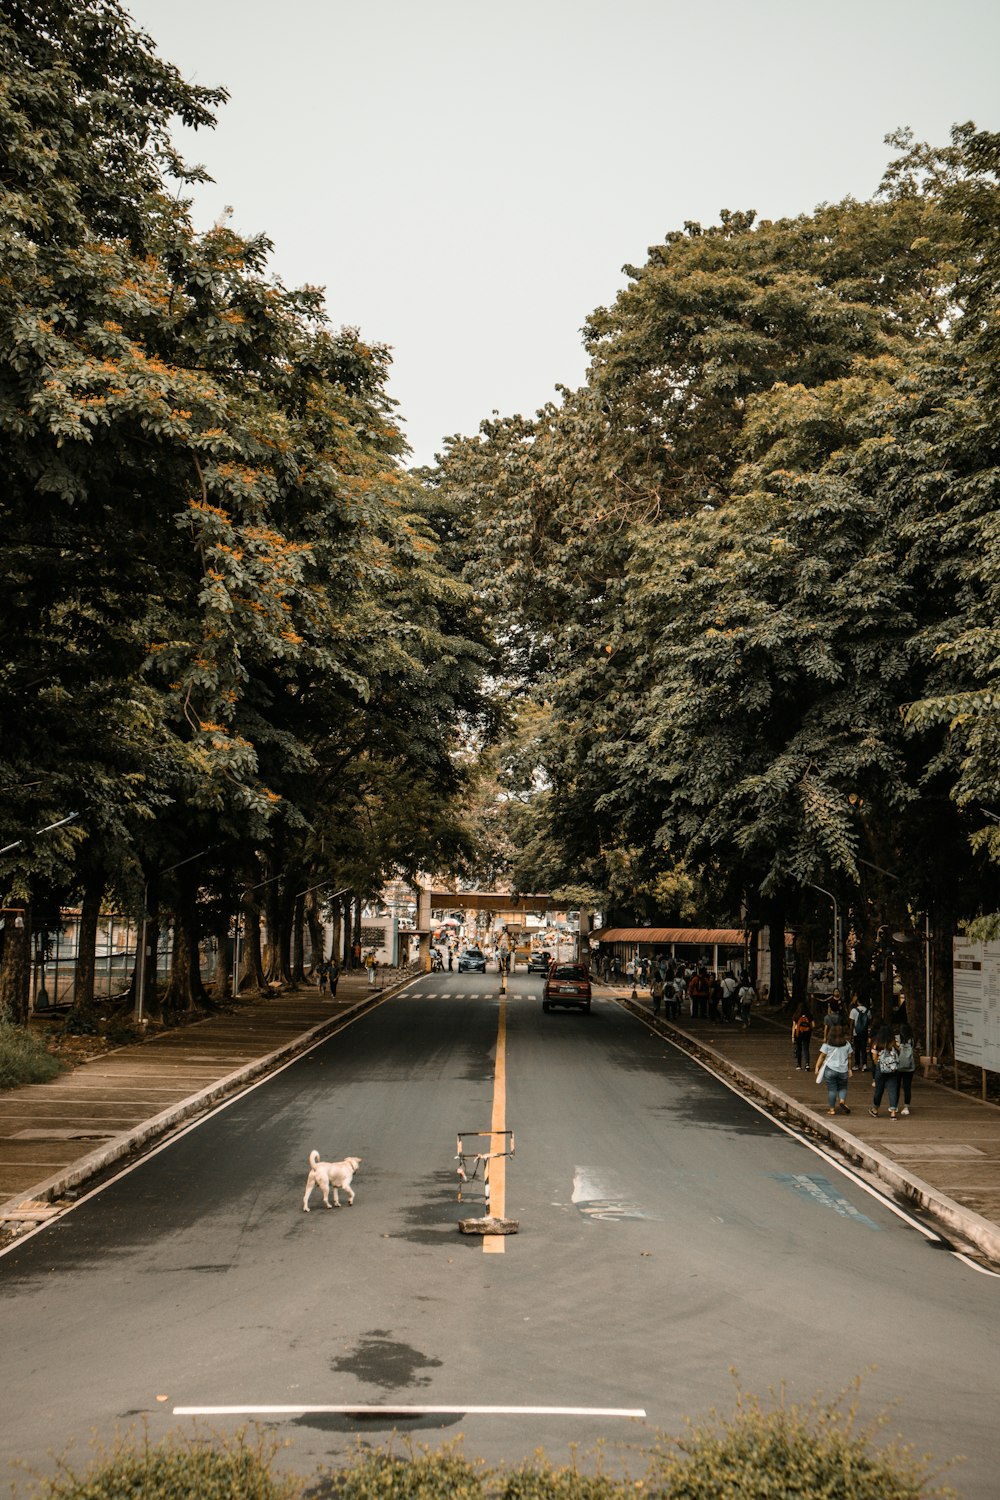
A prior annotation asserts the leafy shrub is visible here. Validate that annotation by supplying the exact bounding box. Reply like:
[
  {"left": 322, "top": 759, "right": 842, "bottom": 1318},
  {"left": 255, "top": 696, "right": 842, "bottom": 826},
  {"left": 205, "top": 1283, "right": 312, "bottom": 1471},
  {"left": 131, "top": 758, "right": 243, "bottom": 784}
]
[
  {"left": 28, "top": 1428, "right": 299, "bottom": 1500},
  {"left": 22, "top": 1397, "right": 956, "bottom": 1500},
  {"left": 315, "top": 1445, "right": 487, "bottom": 1499},
  {"left": 644, "top": 1387, "right": 957, "bottom": 1500},
  {"left": 497, "top": 1460, "right": 628, "bottom": 1499},
  {"left": 0, "top": 1022, "right": 63, "bottom": 1089}
]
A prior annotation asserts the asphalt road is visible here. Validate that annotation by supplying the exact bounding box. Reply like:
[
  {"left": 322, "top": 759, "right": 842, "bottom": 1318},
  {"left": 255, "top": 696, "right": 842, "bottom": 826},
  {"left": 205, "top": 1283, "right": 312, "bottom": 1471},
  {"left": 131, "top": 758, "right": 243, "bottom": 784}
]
[{"left": 1, "top": 971, "right": 998, "bottom": 1495}]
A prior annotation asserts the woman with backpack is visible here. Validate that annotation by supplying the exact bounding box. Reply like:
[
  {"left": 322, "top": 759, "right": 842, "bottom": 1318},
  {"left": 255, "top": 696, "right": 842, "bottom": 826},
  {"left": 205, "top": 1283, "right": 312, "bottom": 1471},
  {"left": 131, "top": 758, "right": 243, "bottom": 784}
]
[
  {"left": 869, "top": 1024, "right": 901, "bottom": 1119},
  {"left": 848, "top": 997, "right": 871, "bottom": 1073},
  {"left": 791, "top": 1005, "right": 814, "bottom": 1070},
  {"left": 895, "top": 1022, "right": 917, "bottom": 1116}
]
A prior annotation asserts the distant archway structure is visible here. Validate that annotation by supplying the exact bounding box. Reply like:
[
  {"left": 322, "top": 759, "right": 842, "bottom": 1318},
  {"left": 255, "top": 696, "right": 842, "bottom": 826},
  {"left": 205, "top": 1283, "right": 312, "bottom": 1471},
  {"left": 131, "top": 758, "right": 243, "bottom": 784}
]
[
  {"left": 430, "top": 890, "right": 575, "bottom": 915},
  {"left": 415, "top": 888, "right": 584, "bottom": 971}
]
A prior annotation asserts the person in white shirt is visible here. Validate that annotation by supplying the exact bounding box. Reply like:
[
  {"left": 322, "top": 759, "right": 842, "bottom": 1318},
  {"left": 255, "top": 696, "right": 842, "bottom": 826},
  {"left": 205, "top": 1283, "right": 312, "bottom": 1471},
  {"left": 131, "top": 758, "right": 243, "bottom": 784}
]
[{"left": 816, "top": 1024, "right": 853, "bottom": 1115}]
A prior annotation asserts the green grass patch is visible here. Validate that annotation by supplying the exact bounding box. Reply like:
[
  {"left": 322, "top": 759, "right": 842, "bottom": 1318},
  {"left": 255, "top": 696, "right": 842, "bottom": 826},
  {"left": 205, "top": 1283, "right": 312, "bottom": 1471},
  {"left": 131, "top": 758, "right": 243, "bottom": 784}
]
[{"left": 0, "top": 1021, "right": 64, "bottom": 1089}]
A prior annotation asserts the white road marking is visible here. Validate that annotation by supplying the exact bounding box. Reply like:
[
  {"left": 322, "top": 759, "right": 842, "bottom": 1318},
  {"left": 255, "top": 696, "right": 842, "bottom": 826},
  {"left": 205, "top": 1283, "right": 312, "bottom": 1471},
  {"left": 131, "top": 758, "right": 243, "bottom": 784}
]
[
  {"left": 572, "top": 1167, "right": 652, "bottom": 1221},
  {"left": 173, "top": 1403, "right": 646, "bottom": 1418}
]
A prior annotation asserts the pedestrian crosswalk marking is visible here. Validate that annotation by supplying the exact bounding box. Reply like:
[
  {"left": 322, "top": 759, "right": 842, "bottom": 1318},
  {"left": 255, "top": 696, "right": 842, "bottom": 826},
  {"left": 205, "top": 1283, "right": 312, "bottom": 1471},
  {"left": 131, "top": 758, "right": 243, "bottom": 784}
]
[{"left": 404, "top": 991, "right": 487, "bottom": 1001}]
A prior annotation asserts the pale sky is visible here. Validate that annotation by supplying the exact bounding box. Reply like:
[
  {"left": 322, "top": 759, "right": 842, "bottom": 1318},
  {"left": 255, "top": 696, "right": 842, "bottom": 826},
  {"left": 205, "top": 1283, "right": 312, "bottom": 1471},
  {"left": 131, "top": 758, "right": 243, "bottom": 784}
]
[{"left": 125, "top": 0, "right": 1000, "bottom": 468}]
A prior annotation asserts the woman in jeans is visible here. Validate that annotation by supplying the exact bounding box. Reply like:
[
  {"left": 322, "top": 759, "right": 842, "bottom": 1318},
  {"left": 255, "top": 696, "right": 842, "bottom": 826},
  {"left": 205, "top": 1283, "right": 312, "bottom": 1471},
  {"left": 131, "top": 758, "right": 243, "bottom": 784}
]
[
  {"left": 895, "top": 1023, "right": 917, "bottom": 1116},
  {"left": 869, "top": 1024, "right": 901, "bottom": 1119},
  {"left": 815, "top": 1024, "right": 852, "bottom": 1115}
]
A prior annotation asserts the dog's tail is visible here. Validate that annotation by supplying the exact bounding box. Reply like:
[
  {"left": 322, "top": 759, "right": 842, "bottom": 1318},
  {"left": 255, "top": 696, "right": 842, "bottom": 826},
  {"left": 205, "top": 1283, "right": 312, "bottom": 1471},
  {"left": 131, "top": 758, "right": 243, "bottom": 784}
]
[{"left": 309, "top": 1149, "right": 320, "bottom": 1168}]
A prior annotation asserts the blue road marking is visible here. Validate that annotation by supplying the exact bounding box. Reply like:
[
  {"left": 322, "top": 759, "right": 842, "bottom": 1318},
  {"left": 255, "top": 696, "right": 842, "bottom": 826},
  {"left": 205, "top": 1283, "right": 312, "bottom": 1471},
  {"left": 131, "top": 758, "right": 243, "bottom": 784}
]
[{"left": 770, "top": 1173, "right": 881, "bottom": 1230}]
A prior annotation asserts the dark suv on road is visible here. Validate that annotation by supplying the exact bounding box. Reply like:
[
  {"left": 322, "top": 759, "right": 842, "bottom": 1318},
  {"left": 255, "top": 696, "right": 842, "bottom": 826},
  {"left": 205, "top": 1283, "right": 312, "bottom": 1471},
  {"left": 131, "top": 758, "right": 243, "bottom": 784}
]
[{"left": 528, "top": 951, "right": 552, "bottom": 974}]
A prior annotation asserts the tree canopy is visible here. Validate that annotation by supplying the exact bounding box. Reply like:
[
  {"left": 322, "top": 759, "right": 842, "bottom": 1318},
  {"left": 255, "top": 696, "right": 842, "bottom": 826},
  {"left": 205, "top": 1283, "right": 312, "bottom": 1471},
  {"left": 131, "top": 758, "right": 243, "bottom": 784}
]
[
  {"left": 434, "top": 124, "right": 1000, "bottom": 1038},
  {"left": 0, "top": 0, "right": 494, "bottom": 1019}
]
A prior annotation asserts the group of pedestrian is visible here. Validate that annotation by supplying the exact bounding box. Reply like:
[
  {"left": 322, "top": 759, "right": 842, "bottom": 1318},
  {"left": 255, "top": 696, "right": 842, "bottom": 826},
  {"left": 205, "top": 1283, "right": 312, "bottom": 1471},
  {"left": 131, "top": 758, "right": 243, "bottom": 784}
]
[
  {"left": 316, "top": 957, "right": 340, "bottom": 997},
  {"left": 644, "top": 959, "right": 755, "bottom": 1028},
  {"left": 792, "top": 990, "right": 916, "bottom": 1119},
  {"left": 869, "top": 1020, "right": 918, "bottom": 1119}
]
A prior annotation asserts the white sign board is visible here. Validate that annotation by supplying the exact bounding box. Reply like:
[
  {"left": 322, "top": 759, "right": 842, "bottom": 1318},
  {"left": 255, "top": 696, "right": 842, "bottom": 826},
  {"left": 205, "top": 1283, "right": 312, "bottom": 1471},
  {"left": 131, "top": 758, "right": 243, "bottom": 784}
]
[{"left": 953, "top": 938, "right": 1000, "bottom": 1073}]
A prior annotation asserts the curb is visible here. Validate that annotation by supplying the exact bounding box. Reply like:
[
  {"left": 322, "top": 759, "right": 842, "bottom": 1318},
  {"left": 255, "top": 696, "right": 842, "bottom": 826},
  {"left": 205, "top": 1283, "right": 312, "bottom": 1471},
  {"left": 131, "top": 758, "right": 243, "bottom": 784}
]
[
  {"left": 1, "top": 975, "right": 415, "bottom": 1225},
  {"left": 617, "top": 995, "right": 1000, "bottom": 1267}
]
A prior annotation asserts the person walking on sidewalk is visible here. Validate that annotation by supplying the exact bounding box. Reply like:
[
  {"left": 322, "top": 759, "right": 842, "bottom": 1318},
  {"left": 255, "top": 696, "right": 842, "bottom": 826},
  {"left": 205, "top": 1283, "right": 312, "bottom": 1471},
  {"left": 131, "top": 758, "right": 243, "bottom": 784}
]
[
  {"left": 651, "top": 973, "right": 665, "bottom": 1016},
  {"left": 317, "top": 958, "right": 329, "bottom": 995},
  {"left": 895, "top": 1022, "right": 917, "bottom": 1115},
  {"left": 738, "top": 977, "right": 756, "bottom": 1029},
  {"left": 689, "top": 965, "right": 710, "bottom": 1019},
  {"left": 792, "top": 1004, "right": 814, "bottom": 1070},
  {"left": 816, "top": 1024, "right": 852, "bottom": 1115},
  {"left": 822, "top": 990, "right": 844, "bottom": 1040},
  {"left": 328, "top": 958, "right": 340, "bottom": 998},
  {"left": 849, "top": 997, "right": 870, "bottom": 1073},
  {"left": 720, "top": 972, "right": 738, "bottom": 1022},
  {"left": 869, "top": 1024, "right": 901, "bottom": 1118}
]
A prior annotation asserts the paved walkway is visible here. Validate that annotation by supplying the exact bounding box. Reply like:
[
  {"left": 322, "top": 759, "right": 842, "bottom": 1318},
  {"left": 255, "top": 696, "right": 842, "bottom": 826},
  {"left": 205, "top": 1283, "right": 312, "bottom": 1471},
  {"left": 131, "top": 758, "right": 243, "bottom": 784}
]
[{"left": 2, "top": 972, "right": 1000, "bottom": 1269}]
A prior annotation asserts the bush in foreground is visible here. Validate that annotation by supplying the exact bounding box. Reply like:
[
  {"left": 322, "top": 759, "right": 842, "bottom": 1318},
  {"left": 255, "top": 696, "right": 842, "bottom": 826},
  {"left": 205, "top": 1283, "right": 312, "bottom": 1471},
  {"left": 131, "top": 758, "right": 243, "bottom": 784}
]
[
  {"left": 28, "top": 1429, "right": 298, "bottom": 1500},
  {"left": 0, "top": 1023, "right": 64, "bottom": 1089},
  {"left": 646, "top": 1387, "right": 957, "bottom": 1500},
  {"left": 315, "top": 1446, "right": 487, "bottom": 1498},
  {"left": 25, "top": 1393, "right": 958, "bottom": 1499}
]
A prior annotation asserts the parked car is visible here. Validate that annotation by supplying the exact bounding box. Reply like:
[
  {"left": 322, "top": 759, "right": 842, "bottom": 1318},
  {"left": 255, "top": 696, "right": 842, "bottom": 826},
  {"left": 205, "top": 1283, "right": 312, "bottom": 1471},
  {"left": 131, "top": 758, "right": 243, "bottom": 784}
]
[
  {"left": 543, "top": 963, "right": 592, "bottom": 1013},
  {"left": 458, "top": 949, "right": 487, "bottom": 974},
  {"left": 528, "top": 951, "right": 552, "bottom": 974}
]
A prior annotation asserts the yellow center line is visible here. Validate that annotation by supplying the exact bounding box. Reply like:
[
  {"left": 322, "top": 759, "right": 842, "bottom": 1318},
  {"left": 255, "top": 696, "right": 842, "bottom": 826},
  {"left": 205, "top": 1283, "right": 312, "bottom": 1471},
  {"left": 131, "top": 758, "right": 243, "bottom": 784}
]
[{"left": 483, "top": 995, "right": 507, "bottom": 1254}]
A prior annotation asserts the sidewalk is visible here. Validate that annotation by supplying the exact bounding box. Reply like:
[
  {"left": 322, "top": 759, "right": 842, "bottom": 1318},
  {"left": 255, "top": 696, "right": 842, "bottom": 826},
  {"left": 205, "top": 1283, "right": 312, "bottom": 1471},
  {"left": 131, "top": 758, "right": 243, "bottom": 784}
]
[
  {"left": 607, "top": 984, "right": 1000, "bottom": 1268},
  {"left": 3, "top": 974, "right": 1000, "bottom": 1270},
  {"left": 0, "top": 968, "right": 409, "bottom": 1242}
]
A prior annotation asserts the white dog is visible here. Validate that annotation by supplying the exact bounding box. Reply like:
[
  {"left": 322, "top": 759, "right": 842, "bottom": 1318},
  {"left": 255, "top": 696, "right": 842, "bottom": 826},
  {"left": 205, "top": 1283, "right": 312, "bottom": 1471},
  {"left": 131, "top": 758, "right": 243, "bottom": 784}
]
[{"left": 302, "top": 1150, "right": 362, "bottom": 1211}]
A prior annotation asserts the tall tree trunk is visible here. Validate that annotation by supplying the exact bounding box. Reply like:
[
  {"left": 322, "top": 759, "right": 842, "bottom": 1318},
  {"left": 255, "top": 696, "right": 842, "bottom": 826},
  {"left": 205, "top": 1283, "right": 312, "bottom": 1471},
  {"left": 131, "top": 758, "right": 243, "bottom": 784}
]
[
  {"left": 125, "top": 870, "right": 161, "bottom": 1018},
  {"left": 263, "top": 875, "right": 281, "bottom": 983},
  {"left": 276, "top": 885, "right": 295, "bottom": 986},
  {"left": 352, "top": 896, "right": 362, "bottom": 969},
  {"left": 161, "top": 882, "right": 209, "bottom": 1016},
  {"left": 761, "top": 893, "right": 787, "bottom": 1009},
  {"left": 243, "top": 903, "right": 268, "bottom": 993},
  {"left": 791, "top": 929, "right": 809, "bottom": 1008},
  {"left": 0, "top": 900, "right": 31, "bottom": 1023},
  {"left": 931, "top": 920, "right": 952, "bottom": 1061},
  {"left": 305, "top": 890, "right": 324, "bottom": 978},
  {"left": 71, "top": 873, "right": 105, "bottom": 1017},
  {"left": 212, "top": 910, "right": 233, "bottom": 1003},
  {"left": 341, "top": 894, "right": 352, "bottom": 968},
  {"left": 330, "top": 899, "right": 343, "bottom": 965}
]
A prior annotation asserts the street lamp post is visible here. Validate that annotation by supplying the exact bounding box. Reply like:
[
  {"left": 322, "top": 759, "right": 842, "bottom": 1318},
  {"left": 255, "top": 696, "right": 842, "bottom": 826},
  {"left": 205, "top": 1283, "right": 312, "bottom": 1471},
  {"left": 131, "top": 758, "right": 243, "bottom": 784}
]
[
  {"left": 135, "top": 883, "right": 151, "bottom": 1024},
  {"left": 809, "top": 884, "right": 841, "bottom": 995}
]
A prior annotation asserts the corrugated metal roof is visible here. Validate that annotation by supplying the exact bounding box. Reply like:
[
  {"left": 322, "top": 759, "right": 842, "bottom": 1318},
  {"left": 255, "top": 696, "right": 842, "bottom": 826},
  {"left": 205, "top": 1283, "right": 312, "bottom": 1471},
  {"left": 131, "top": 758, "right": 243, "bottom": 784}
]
[{"left": 595, "top": 927, "right": 747, "bottom": 945}]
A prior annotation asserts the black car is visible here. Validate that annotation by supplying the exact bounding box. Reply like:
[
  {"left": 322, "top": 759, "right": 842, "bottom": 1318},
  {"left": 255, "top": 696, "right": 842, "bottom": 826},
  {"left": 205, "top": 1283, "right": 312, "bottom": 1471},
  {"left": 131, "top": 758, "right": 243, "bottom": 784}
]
[
  {"left": 528, "top": 951, "right": 552, "bottom": 974},
  {"left": 543, "top": 963, "right": 592, "bottom": 1013},
  {"left": 457, "top": 949, "right": 487, "bottom": 974}
]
